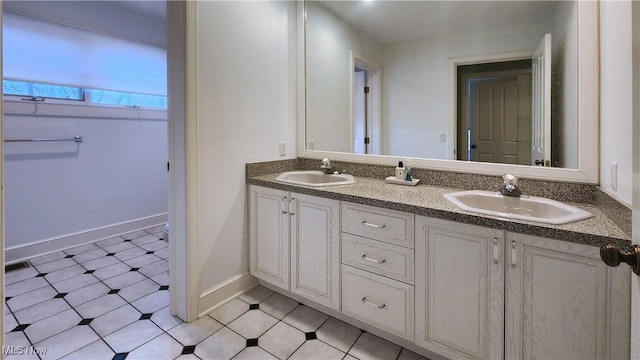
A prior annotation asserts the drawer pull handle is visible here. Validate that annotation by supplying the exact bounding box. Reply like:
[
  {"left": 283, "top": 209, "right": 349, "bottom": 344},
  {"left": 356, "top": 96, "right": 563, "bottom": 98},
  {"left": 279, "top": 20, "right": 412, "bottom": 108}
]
[
  {"left": 361, "top": 254, "right": 386, "bottom": 264},
  {"left": 361, "top": 297, "right": 386, "bottom": 309},
  {"left": 362, "top": 221, "right": 385, "bottom": 229}
]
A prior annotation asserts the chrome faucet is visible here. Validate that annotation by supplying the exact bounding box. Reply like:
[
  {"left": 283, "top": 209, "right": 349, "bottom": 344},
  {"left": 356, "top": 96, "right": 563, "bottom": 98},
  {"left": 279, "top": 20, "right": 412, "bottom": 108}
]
[
  {"left": 500, "top": 174, "right": 522, "bottom": 197},
  {"left": 320, "top": 158, "right": 334, "bottom": 174}
]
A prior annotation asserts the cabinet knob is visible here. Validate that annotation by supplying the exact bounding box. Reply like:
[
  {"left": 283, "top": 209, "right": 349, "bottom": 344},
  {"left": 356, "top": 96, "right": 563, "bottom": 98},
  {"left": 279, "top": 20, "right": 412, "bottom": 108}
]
[{"left": 600, "top": 244, "right": 640, "bottom": 276}]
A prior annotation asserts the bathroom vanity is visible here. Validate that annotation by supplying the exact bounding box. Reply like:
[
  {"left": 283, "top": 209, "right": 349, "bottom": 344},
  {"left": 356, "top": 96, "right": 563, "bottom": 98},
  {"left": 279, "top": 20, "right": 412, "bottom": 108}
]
[{"left": 247, "top": 168, "right": 630, "bottom": 360}]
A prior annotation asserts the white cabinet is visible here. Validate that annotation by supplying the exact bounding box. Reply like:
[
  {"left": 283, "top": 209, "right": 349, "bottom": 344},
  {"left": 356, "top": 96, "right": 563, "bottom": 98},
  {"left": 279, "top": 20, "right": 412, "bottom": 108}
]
[
  {"left": 291, "top": 193, "right": 340, "bottom": 310},
  {"left": 416, "top": 216, "right": 630, "bottom": 360},
  {"left": 506, "top": 232, "right": 630, "bottom": 360},
  {"left": 249, "top": 186, "right": 290, "bottom": 290},
  {"left": 415, "top": 217, "right": 504, "bottom": 360},
  {"left": 250, "top": 185, "right": 630, "bottom": 360},
  {"left": 342, "top": 202, "right": 414, "bottom": 248},
  {"left": 342, "top": 265, "right": 414, "bottom": 340},
  {"left": 341, "top": 202, "right": 415, "bottom": 341},
  {"left": 342, "top": 233, "right": 415, "bottom": 284},
  {"left": 249, "top": 185, "right": 340, "bottom": 310}
]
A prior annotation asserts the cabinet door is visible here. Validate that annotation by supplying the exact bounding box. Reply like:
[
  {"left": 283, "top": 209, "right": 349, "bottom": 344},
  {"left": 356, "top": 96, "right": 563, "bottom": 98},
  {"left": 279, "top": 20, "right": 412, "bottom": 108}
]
[
  {"left": 415, "top": 216, "right": 504, "bottom": 360},
  {"left": 249, "top": 185, "right": 290, "bottom": 290},
  {"left": 506, "top": 232, "right": 630, "bottom": 360},
  {"left": 291, "top": 193, "right": 341, "bottom": 310}
]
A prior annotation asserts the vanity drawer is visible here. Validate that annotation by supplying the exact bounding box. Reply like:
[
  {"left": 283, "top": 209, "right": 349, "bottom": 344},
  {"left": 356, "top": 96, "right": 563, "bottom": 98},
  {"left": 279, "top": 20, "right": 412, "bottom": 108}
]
[
  {"left": 342, "top": 202, "right": 414, "bottom": 248},
  {"left": 342, "top": 265, "right": 414, "bottom": 340},
  {"left": 342, "top": 233, "right": 414, "bottom": 284}
]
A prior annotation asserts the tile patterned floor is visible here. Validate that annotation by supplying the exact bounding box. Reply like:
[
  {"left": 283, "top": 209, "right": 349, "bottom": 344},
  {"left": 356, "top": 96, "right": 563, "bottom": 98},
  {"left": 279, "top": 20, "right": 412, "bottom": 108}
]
[{"left": 4, "top": 227, "right": 429, "bottom": 360}]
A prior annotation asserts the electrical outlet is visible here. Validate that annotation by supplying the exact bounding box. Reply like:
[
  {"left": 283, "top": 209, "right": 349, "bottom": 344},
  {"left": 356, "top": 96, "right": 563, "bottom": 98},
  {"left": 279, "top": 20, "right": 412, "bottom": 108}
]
[
  {"left": 308, "top": 140, "right": 315, "bottom": 150},
  {"left": 279, "top": 141, "right": 286, "bottom": 156},
  {"left": 610, "top": 162, "right": 618, "bottom": 191},
  {"left": 439, "top": 133, "right": 446, "bottom": 142}
]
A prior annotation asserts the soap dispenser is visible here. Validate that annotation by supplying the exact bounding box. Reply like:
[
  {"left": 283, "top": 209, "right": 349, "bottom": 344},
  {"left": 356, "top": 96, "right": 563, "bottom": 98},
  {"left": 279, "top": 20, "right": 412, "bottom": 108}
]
[
  {"left": 395, "top": 161, "right": 406, "bottom": 181},
  {"left": 405, "top": 159, "right": 412, "bottom": 181}
]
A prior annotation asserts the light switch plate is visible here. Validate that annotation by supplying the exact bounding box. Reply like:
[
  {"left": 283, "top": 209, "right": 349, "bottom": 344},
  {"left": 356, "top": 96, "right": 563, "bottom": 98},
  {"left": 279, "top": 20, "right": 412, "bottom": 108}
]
[{"left": 279, "top": 141, "right": 286, "bottom": 156}]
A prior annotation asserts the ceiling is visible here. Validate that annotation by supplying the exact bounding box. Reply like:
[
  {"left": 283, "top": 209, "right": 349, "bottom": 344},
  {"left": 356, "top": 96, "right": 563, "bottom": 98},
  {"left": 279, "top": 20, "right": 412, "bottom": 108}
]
[
  {"left": 316, "top": 1, "right": 560, "bottom": 44},
  {"left": 3, "top": 1, "right": 167, "bottom": 48},
  {"left": 109, "top": 0, "right": 167, "bottom": 21}
]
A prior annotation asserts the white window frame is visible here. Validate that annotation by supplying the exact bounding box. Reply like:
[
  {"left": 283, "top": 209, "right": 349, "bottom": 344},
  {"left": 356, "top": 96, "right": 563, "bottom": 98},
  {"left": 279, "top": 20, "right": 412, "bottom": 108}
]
[{"left": 3, "top": 84, "right": 167, "bottom": 121}]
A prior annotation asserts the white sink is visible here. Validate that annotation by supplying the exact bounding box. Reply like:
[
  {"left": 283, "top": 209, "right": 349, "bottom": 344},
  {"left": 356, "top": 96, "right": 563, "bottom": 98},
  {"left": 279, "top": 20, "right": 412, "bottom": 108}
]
[
  {"left": 275, "top": 170, "right": 355, "bottom": 187},
  {"left": 443, "top": 190, "right": 593, "bottom": 225}
]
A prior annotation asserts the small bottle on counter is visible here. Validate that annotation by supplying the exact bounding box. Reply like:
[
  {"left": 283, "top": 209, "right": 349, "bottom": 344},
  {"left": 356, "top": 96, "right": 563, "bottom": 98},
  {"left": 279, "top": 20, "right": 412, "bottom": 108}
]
[{"left": 396, "top": 161, "right": 406, "bottom": 181}]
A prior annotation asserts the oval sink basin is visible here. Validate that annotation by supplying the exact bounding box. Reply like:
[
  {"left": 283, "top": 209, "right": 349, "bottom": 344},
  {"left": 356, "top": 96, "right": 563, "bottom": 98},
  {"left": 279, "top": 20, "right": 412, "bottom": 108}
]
[
  {"left": 275, "top": 170, "right": 355, "bottom": 187},
  {"left": 443, "top": 190, "right": 592, "bottom": 225}
]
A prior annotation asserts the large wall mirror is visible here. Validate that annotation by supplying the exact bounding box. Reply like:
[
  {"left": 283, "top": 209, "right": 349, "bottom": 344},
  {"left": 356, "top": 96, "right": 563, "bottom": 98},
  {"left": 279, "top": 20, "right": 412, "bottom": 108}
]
[{"left": 298, "top": 1, "right": 598, "bottom": 183}]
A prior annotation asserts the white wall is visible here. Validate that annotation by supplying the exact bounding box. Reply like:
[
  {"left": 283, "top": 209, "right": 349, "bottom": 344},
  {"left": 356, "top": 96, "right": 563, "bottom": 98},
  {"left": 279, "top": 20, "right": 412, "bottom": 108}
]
[
  {"left": 382, "top": 22, "right": 550, "bottom": 159},
  {"left": 600, "top": 0, "right": 633, "bottom": 205},
  {"left": 3, "top": 110, "right": 168, "bottom": 258},
  {"left": 305, "top": 1, "right": 382, "bottom": 153},
  {"left": 194, "top": 1, "right": 297, "bottom": 294}
]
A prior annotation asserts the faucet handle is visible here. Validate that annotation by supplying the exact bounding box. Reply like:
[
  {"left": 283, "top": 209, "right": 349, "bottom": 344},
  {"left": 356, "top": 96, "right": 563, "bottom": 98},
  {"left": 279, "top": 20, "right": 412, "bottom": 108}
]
[
  {"left": 321, "top": 158, "right": 331, "bottom": 168},
  {"left": 503, "top": 173, "right": 517, "bottom": 185}
]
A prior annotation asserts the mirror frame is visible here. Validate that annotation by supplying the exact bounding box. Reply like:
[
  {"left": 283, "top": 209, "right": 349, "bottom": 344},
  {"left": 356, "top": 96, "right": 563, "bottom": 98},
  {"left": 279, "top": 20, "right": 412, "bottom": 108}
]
[{"left": 297, "top": 1, "right": 599, "bottom": 184}]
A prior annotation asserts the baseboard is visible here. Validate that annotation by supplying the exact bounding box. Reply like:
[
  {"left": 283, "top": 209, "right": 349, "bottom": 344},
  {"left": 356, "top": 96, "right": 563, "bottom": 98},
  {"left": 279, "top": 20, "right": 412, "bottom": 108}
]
[
  {"left": 197, "top": 272, "right": 258, "bottom": 318},
  {"left": 5, "top": 213, "right": 168, "bottom": 264}
]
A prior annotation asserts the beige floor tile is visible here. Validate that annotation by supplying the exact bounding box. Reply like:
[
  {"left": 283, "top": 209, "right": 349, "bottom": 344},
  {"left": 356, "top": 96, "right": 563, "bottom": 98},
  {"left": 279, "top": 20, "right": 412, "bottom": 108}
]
[
  {"left": 194, "top": 327, "right": 245, "bottom": 360},
  {"left": 208, "top": 298, "right": 250, "bottom": 325},
  {"left": 227, "top": 310, "right": 278, "bottom": 339}
]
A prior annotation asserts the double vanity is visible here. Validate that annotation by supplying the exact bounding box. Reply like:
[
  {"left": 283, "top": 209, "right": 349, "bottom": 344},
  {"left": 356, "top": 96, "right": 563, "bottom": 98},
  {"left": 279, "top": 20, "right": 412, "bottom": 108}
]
[{"left": 246, "top": 160, "right": 631, "bottom": 360}]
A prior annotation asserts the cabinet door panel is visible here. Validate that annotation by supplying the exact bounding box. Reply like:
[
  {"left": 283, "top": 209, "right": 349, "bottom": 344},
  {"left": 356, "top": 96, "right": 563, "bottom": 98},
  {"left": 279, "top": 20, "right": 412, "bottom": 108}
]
[
  {"left": 505, "top": 233, "right": 628, "bottom": 360},
  {"left": 415, "top": 216, "right": 504, "bottom": 360},
  {"left": 291, "top": 193, "right": 340, "bottom": 310},
  {"left": 249, "top": 186, "right": 289, "bottom": 290}
]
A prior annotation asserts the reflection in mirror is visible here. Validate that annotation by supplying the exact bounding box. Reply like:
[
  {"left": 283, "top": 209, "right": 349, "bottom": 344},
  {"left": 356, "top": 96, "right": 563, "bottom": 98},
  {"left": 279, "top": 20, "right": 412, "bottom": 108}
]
[{"left": 305, "top": 1, "right": 578, "bottom": 169}]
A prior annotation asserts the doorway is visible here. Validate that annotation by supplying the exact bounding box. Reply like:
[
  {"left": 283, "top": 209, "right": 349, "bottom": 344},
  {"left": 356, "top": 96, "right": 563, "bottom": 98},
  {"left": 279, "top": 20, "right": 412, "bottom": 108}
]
[
  {"left": 0, "top": 0, "right": 193, "bottom": 327},
  {"left": 457, "top": 60, "right": 532, "bottom": 165},
  {"left": 351, "top": 56, "right": 381, "bottom": 155}
]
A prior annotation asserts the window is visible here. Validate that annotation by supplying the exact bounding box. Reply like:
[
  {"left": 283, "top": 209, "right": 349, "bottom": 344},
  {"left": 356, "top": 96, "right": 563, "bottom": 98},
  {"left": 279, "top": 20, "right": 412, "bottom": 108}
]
[
  {"left": 89, "top": 89, "right": 167, "bottom": 108},
  {"left": 3, "top": 79, "right": 83, "bottom": 100},
  {"left": 3, "top": 79, "right": 168, "bottom": 109}
]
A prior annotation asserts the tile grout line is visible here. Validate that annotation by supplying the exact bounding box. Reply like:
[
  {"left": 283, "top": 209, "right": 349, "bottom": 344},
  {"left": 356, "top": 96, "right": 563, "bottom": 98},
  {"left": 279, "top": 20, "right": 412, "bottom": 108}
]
[
  {"left": 77, "top": 234, "right": 169, "bottom": 357},
  {"left": 7, "top": 230, "right": 424, "bottom": 360},
  {"left": 233, "top": 291, "right": 358, "bottom": 360},
  {"left": 8, "top": 231, "right": 170, "bottom": 358}
]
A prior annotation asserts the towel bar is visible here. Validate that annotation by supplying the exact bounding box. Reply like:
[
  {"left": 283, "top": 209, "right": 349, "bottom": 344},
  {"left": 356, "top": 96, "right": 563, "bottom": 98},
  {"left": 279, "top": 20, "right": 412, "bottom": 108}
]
[{"left": 4, "top": 136, "right": 83, "bottom": 143}]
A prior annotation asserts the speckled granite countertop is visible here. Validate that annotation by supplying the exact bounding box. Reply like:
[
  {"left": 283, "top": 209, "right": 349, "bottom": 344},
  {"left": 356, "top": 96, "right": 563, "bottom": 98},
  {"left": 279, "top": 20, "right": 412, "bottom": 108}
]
[{"left": 248, "top": 173, "right": 631, "bottom": 249}]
